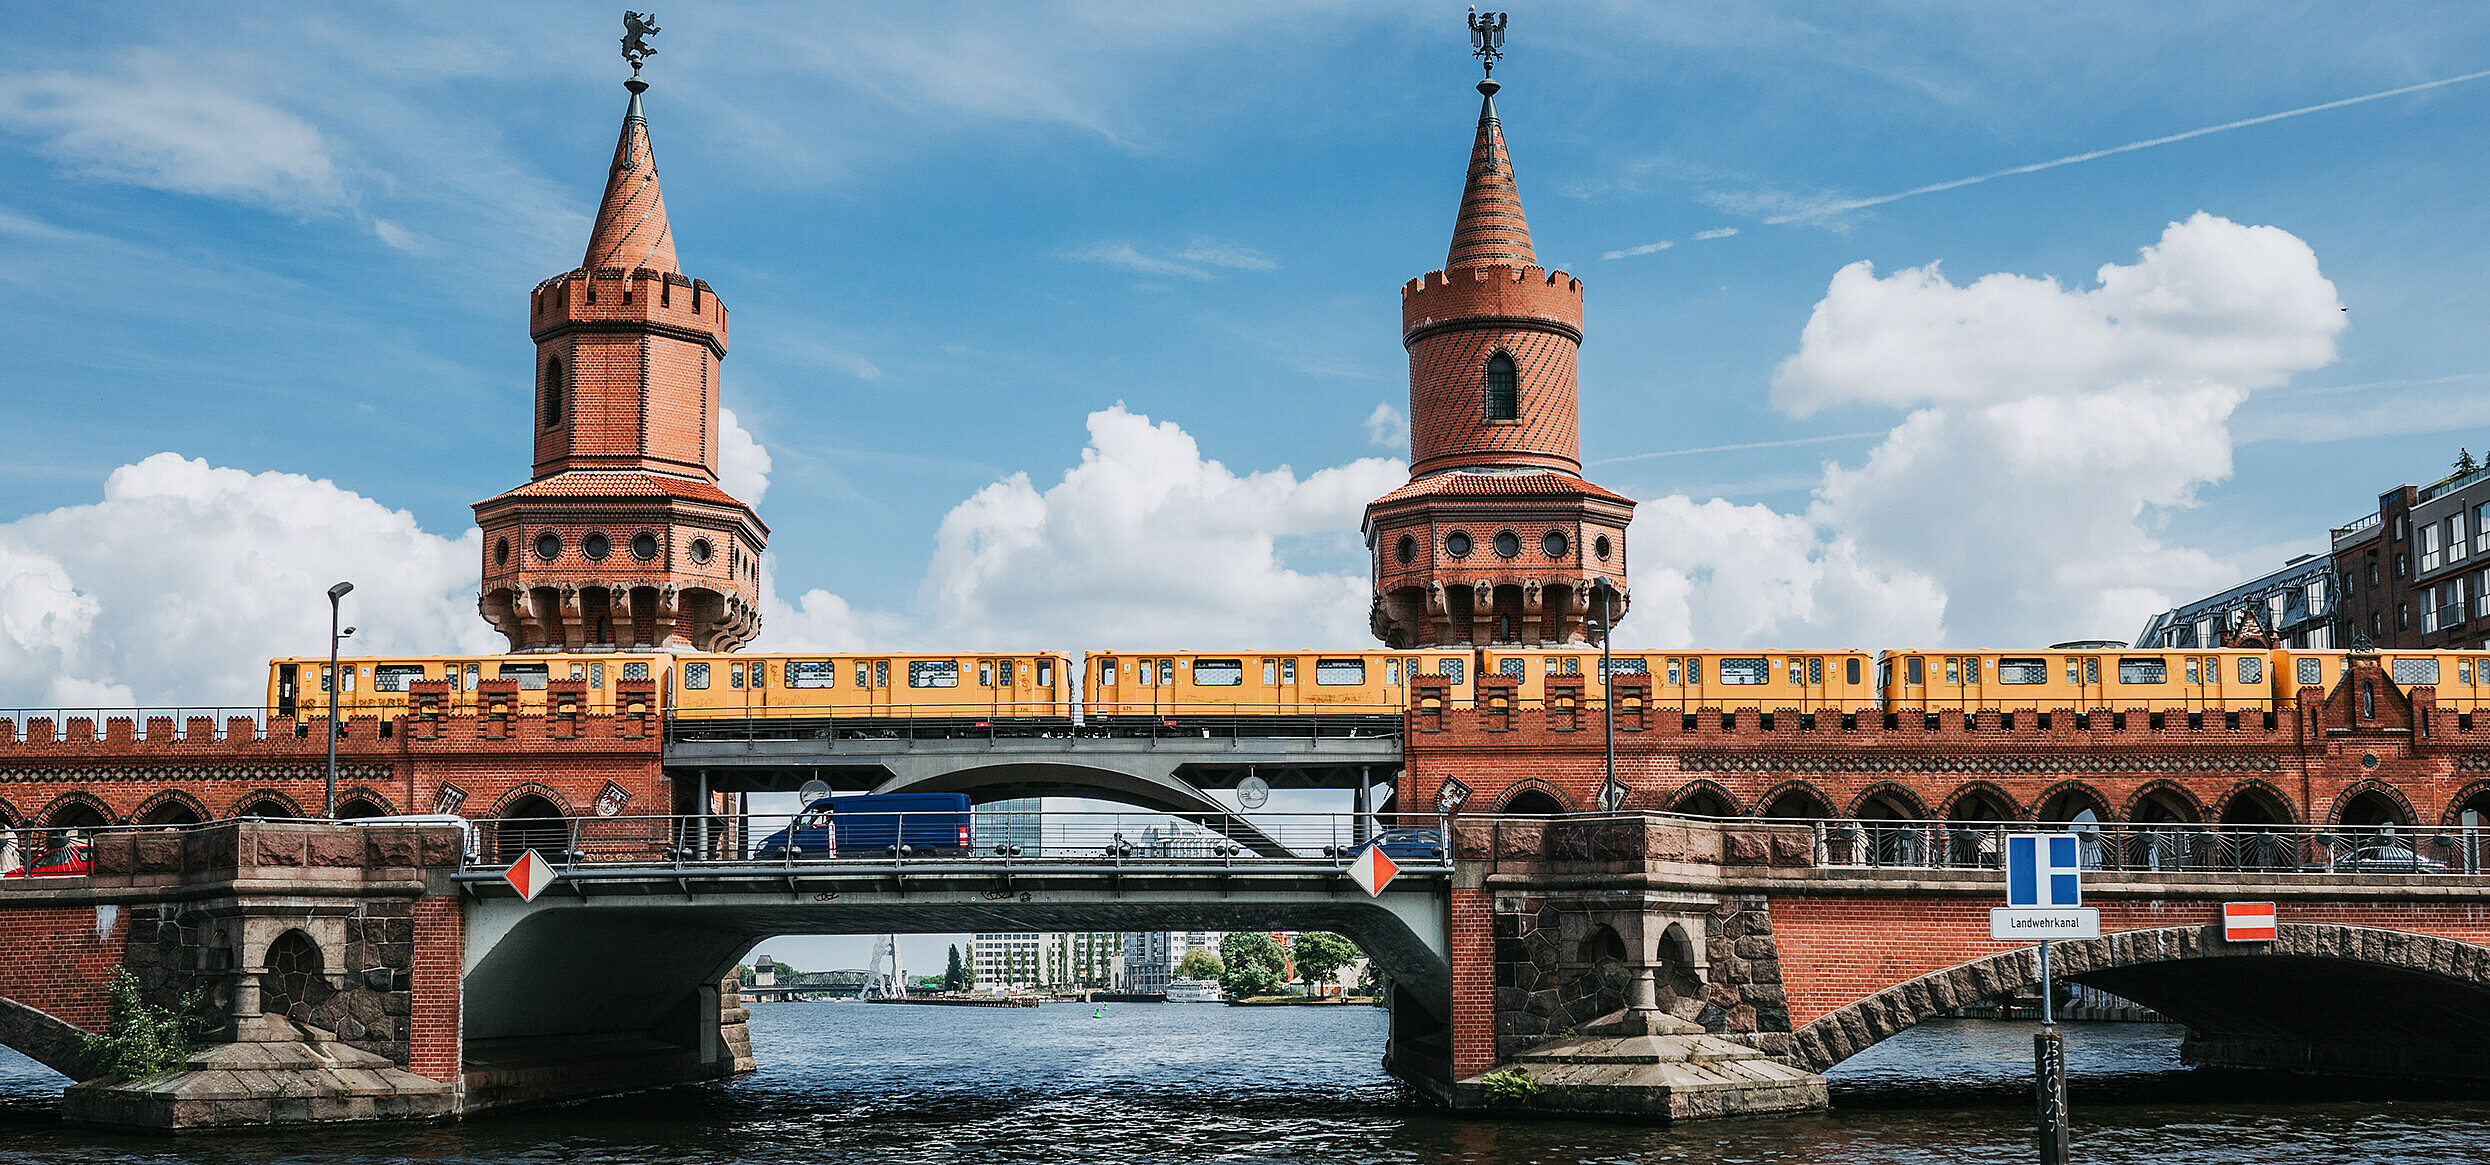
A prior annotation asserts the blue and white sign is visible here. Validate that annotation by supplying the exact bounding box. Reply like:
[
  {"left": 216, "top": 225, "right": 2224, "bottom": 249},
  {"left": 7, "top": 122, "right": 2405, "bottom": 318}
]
[
  {"left": 2006, "top": 833, "right": 2083, "bottom": 908},
  {"left": 1992, "top": 832, "right": 2099, "bottom": 941}
]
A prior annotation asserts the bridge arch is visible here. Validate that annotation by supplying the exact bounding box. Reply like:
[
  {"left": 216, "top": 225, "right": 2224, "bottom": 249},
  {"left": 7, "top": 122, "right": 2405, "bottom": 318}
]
[
  {"left": 2212, "top": 779, "right": 2295, "bottom": 826},
  {"left": 2440, "top": 779, "right": 2490, "bottom": 826},
  {"left": 1848, "top": 781, "right": 1926, "bottom": 821},
  {"left": 39, "top": 791, "right": 116, "bottom": 830},
  {"left": 0, "top": 796, "right": 21, "bottom": 829},
  {"left": 1754, "top": 780, "right": 1833, "bottom": 821},
  {"left": 228, "top": 789, "right": 305, "bottom": 820},
  {"left": 135, "top": 789, "right": 210, "bottom": 826},
  {"left": 1938, "top": 781, "right": 2021, "bottom": 823},
  {"left": 335, "top": 788, "right": 396, "bottom": 819},
  {"left": 2032, "top": 780, "right": 2110, "bottom": 826},
  {"left": 2330, "top": 779, "right": 2416, "bottom": 828},
  {"left": 2121, "top": 779, "right": 2204, "bottom": 824},
  {"left": 1491, "top": 779, "right": 1574, "bottom": 815},
  {"left": 1787, "top": 923, "right": 2490, "bottom": 1076},
  {"left": 1663, "top": 780, "right": 1739, "bottom": 817}
]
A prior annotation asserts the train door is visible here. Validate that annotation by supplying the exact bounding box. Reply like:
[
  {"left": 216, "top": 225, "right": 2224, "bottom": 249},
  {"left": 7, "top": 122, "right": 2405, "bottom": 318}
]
[
  {"left": 2063, "top": 654, "right": 2102, "bottom": 709},
  {"left": 277, "top": 664, "right": 299, "bottom": 718},
  {"left": 1094, "top": 655, "right": 1120, "bottom": 717},
  {"left": 1788, "top": 655, "right": 1828, "bottom": 713},
  {"left": 1272, "top": 655, "right": 1300, "bottom": 714},
  {"left": 1886, "top": 653, "right": 1929, "bottom": 711},
  {"left": 2178, "top": 654, "right": 2209, "bottom": 713},
  {"left": 1152, "top": 657, "right": 1177, "bottom": 717}
]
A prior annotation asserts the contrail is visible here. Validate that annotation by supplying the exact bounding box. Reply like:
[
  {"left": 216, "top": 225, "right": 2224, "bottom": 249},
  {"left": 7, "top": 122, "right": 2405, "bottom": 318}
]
[
  {"left": 1591, "top": 430, "right": 1885, "bottom": 466},
  {"left": 1767, "top": 68, "right": 2490, "bottom": 224}
]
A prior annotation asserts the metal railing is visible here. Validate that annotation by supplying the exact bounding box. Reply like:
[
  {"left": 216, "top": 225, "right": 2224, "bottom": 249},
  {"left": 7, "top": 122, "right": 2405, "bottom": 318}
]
[
  {"left": 1782, "top": 817, "right": 2490, "bottom": 875},
  {"left": 465, "top": 810, "right": 1450, "bottom": 873}
]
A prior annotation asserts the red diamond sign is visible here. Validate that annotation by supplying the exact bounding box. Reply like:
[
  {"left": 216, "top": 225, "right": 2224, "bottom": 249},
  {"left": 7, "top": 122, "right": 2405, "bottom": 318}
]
[
  {"left": 1348, "top": 845, "right": 1399, "bottom": 897},
  {"left": 504, "top": 849, "right": 557, "bottom": 901}
]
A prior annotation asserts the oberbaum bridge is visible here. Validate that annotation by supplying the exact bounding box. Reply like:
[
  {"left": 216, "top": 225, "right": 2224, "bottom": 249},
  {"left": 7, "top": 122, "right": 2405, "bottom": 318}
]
[{"left": 8, "top": 19, "right": 2490, "bottom": 1132}]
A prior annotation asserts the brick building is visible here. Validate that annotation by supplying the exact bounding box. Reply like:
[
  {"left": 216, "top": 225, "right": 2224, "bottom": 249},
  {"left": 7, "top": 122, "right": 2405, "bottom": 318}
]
[
  {"left": 1364, "top": 63, "right": 1635, "bottom": 648},
  {"left": 472, "top": 73, "right": 767, "bottom": 653},
  {"left": 2333, "top": 467, "right": 2490, "bottom": 650}
]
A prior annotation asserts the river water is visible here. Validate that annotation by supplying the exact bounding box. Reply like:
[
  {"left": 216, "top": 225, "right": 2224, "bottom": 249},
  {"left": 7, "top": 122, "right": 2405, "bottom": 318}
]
[{"left": 2, "top": 1004, "right": 2485, "bottom": 1163}]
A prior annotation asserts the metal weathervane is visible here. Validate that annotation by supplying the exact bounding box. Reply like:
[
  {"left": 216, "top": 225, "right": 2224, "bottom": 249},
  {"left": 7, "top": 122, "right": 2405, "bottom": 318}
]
[
  {"left": 622, "top": 11, "right": 661, "bottom": 76},
  {"left": 1468, "top": 8, "right": 1507, "bottom": 75}
]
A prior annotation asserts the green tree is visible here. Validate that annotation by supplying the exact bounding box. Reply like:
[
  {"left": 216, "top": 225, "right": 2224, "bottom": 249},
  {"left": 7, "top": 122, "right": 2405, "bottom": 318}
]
[
  {"left": 2461, "top": 447, "right": 2482, "bottom": 475},
  {"left": 945, "top": 944, "right": 966, "bottom": 992},
  {"left": 1292, "top": 932, "right": 1361, "bottom": 993},
  {"left": 80, "top": 969, "right": 206, "bottom": 1081},
  {"left": 1218, "top": 931, "right": 1287, "bottom": 999},
  {"left": 1174, "top": 948, "right": 1225, "bottom": 981}
]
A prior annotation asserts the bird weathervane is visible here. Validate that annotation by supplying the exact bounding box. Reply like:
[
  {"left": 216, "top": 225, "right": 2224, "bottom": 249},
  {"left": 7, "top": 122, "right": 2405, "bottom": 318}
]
[
  {"left": 1468, "top": 8, "right": 1507, "bottom": 76},
  {"left": 622, "top": 11, "right": 661, "bottom": 77}
]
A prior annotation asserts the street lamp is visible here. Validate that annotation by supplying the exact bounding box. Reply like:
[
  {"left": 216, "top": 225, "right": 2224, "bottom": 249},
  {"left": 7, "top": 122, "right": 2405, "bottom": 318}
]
[
  {"left": 325, "top": 581, "right": 354, "bottom": 818},
  {"left": 1591, "top": 577, "right": 1622, "bottom": 812}
]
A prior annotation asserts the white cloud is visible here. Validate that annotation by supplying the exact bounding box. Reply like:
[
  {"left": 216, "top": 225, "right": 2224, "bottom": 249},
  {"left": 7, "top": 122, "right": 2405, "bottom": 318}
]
[
  {"left": 1602, "top": 240, "right": 1673, "bottom": 260},
  {"left": 1630, "top": 213, "right": 2345, "bottom": 649},
  {"left": 1364, "top": 402, "right": 1408, "bottom": 449},
  {"left": 718, "top": 407, "right": 772, "bottom": 507},
  {"left": 0, "top": 49, "right": 343, "bottom": 211},
  {"left": 1062, "top": 237, "right": 1277, "bottom": 281},
  {"left": 1694, "top": 227, "right": 1740, "bottom": 240},
  {"left": 0, "top": 454, "right": 493, "bottom": 708},
  {"left": 920, "top": 404, "right": 1403, "bottom": 648}
]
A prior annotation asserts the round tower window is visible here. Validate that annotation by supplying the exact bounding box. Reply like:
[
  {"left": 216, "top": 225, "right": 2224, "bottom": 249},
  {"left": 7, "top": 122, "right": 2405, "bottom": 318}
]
[
  {"left": 1594, "top": 535, "right": 1613, "bottom": 561},
  {"left": 690, "top": 538, "right": 714, "bottom": 565},
  {"left": 535, "top": 532, "right": 562, "bottom": 561},
  {"left": 494, "top": 538, "right": 510, "bottom": 566},
  {"left": 1395, "top": 534, "right": 1416, "bottom": 565},
  {"left": 1494, "top": 531, "right": 1521, "bottom": 559},
  {"left": 1542, "top": 531, "right": 1568, "bottom": 559},
  {"left": 583, "top": 532, "right": 611, "bottom": 561},
  {"left": 632, "top": 532, "right": 660, "bottom": 561},
  {"left": 1445, "top": 531, "right": 1473, "bottom": 559}
]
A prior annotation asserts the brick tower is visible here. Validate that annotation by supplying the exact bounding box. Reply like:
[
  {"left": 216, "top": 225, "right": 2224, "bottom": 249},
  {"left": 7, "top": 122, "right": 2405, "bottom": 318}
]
[
  {"left": 1365, "top": 33, "right": 1635, "bottom": 648},
  {"left": 473, "top": 69, "right": 766, "bottom": 652}
]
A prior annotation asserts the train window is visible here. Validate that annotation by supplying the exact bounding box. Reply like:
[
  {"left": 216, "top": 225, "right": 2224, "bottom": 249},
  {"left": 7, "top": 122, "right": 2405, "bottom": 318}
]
[
  {"left": 999, "top": 661, "right": 1015, "bottom": 686},
  {"left": 1037, "top": 662, "right": 1052, "bottom": 688},
  {"left": 2465, "top": 661, "right": 2475, "bottom": 685},
  {"left": 1906, "top": 658, "right": 1923, "bottom": 685},
  {"left": 1544, "top": 657, "right": 1577, "bottom": 675},
  {"left": 501, "top": 663, "right": 549, "bottom": 691},
  {"left": 570, "top": 663, "right": 585, "bottom": 680},
  {"left": 319, "top": 666, "right": 334, "bottom": 694},
  {"left": 875, "top": 661, "right": 890, "bottom": 688},
  {"left": 1945, "top": 659, "right": 1960, "bottom": 685},
  {"left": 857, "top": 663, "right": 872, "bottom": 687},
  {"left": 466, "top": 664, "right": 480, "bottom": 690},
  {"left": 1787, "top": 659, "right": 1801, "bottom": 684},
  {"left": 787, "top": 661, "right": 838, "bottom": 689},
  {"left": 1440, "top": 657, "right": 1464, "bottom": 685},
  {"left": 1876, "top": 660, "right": 1890, "bottom": 689},
  {"left": 1809, "top": 658, "right": 1825, "bottom": 685},
  {"left": 729, "top": 664, "right": 744, "bottom": 690},
  {"left": 2066, "top": 658, "right": 2081, "bottom": 684},
  {"left": 1194, "top": 659, "right": 1245, "bottom": 686},
  {"left": 1601, "top": 657, "right": 1647, "bottom": 680},
  {"left": 1099, "top": 660, "right": 1117, "bottom": 686},
  {"left": 1667, "top": 659, "right": 1682, "bottom": 685},
  {"left": 1139, "top": 662, "right": 1155, "bottom": 686},
  {"left": 2392, "top": 657, "right": 2440, "bottom": 686},
  {"left": 2116, "top": 658, "right": 2167, "bottom": 684},
  {"left": 1687, "top": 657, "right": 1702, "bottom": 684},
  {"left": 2297, "top": 658, "right": 2322, "bottom": 686},
  {"left": 2185, "top": 658, "right": 2200, "bottom": 684},
  {"left": 1499, "top": 658, "right": 1527, "bottom": 679},
  {"left": 1998, "top": 658, "right": 2047, "bottom": 684},
  {"left": 910, "top": 661, "right": 961, "bottom": 688},
  {"left": 1720, "top": 658, "right": 1769, "bottom": 685},
  {"left": 2085, "top": 659, "right": 2099, "bottom": 684},
  {"left": 1261, "top": 660, "right": 1276, "bottom": 685},
  {"left": 1846, "top": 658, "right": 1861, "bottom": 685},
  {"left": 2237, "top": 657, "right": 2261, "bottom": 684},
  {"left": 1386, "top": 661, "right": 1401, "bottom": 686},
  {"left": 979, "top": 663, "right": 994, "bottom": 687},
  {"left": 373, "top": 665, "right": 425, "bottom": 692},
  {"left": 1316, "top": 658, "right": 1367, "bottom": 685},
  {"left": 1282, "top": 660, "right": 1295, "bottom": 683},
  {"left": 624, "top": 661, "right": 648, "bottom": 681},
  {"left": 591, "top": 662, "right": 604, "bottom": 689}
]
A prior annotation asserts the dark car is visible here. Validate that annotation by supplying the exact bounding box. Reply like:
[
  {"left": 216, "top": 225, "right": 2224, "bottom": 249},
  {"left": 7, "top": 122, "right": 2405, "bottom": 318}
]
[
  {"left": 2330, "top": 844, "right": 2447, "bottom": 874},
  {"left": 755, "top": 793, "right": 974, "bottom": 858},
  {"left": 1342, "top": 828, "right": 1445, "bottom": 863},
  {"left": 3, "top": 842, "right": 92, "bottom": 879}
]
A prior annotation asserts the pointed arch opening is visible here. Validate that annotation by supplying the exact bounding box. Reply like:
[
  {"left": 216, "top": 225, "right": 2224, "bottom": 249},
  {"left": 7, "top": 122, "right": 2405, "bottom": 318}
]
[
  {"left": 542, "top": 357, "right": 565, "bottom": 429},
  {"left": 1483, "top": 352, "right": 1518, "bottom": 421}
]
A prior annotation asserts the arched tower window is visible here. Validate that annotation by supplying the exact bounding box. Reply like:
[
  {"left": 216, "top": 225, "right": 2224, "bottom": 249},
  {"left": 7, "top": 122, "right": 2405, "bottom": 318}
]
[
  {"left": 542, "top": 358, "right": 564, "bottom": 429},
  {"left": 1484, "top": 353, "right": 1518, "bottom": 421}
]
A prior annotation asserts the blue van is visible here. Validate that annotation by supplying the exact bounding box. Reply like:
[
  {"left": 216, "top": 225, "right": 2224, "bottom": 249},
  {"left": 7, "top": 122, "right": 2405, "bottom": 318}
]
[{"left": 755, "top": 792, "right": 974, "bottom": 858}]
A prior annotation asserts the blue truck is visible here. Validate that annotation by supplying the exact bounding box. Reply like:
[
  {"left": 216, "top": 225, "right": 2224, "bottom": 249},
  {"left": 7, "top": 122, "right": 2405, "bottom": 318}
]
[{"left": 754, "top": 792, "right": 975, "bottom": 858}]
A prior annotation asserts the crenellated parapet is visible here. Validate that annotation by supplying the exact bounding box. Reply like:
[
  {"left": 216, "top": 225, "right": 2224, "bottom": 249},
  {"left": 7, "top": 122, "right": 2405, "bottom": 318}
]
[
  {"left": 1401, "top": 264, "right": 1583, "bottom": 342},
  {"left": 530, "top": 266, "right": 726, "bottom": 356}
]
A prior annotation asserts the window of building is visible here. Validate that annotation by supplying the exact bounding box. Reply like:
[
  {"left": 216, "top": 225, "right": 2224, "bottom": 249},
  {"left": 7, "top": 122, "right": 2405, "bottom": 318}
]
[
  {"left": 2306, "top": 579, "right": 2327, "bottom": 616},
  {"left": 2395, "top": 515, "right": 2407, "bottom": 540},
  {"left": 2400, "top": 602, "right": 2411, "bottom": 630},
  {"left": 2398, "top": 552, "right": 2409, "bottom": 579},
  {"left": 2373, "top": 610, "right": 2385, "bottom": 635},
  {"left": 2479, "top": 571, "right": 2490, "bottom": 619},
  {"left": 632, "top": 532, "right": 659, "bottom": 560},
  {"left": 2422, "top": 524, "right": 2442, "bottom": 573},
  {"left": 1484, "top": 354, "right": 1518, "bottom": 421},
  {"left": 2477, "top": 504, "right": 2490, "bottom": 554},
  {"left": 1445, "top": 531, "right": 1472, "bottom": 559},
  {"left": 2267, "top": 594, "right": 2287, "bottom": 630},
  {"left": 1494, "top": 531, "right": 1520, "bottom": 558},
  {"left": 2369, "top": 560, "right": 2381, "bottom": 586},
  {"left": 542, "top": 358, "right": 564, "bottom": 428},
  {"left": 2455, "top": 514, "right": 2470, "bottom": 562}
]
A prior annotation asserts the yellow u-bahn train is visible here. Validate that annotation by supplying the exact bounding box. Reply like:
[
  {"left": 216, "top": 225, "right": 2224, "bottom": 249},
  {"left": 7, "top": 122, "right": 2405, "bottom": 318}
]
[{"left": 265, "top": 644, "right": 2490, "bottom": 723}]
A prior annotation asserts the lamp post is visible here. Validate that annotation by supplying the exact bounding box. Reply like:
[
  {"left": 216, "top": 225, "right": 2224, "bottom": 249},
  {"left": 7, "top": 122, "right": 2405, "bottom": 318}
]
[
  {"left": 1592, "top": 577, "right": 1619, "bottom": 811},
  {"left": 325, "top": 581, "right": 354, "bottom": 818}
]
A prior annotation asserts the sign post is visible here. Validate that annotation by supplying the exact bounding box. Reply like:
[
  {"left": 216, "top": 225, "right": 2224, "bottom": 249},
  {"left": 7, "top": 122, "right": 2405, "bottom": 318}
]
[{"left": 1991, "top": 833, "right": 2090, "bottom": 1165}]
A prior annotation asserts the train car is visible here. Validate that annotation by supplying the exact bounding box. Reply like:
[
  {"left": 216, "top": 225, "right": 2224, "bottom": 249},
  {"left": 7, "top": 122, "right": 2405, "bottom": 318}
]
[
  {"left": 267, "top": 654, "right": 672, "bottom": 720},
  {"left": 2272, "top": 648, "right": 2490, "bottom": 712},
  {"left": 1877, "top": 648, "right": 2273, "bottom": 713},
  {"left": 669, "top": 652, "right": 1074, "bottom": 721},
  {"left": 1082, "top": 650, "right": 1474, "bottom": 719},
  {"left": 1477, "top": 648, "right": 1879, "bottom": 713}
]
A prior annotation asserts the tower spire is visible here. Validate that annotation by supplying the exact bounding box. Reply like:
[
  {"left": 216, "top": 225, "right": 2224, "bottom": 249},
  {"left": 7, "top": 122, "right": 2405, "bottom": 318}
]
[
  {"left": 583, "top": 70, "right": 679, "bottom": 274},
  {"left": 1450, "top": 8, "right": 1531, "bottom": 269}
]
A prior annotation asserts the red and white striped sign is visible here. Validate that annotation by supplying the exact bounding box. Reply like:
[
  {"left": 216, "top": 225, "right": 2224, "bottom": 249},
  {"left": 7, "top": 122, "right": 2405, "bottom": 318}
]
[{"left": 2223, "top": 901, "right": 2276, "bottom": 942}]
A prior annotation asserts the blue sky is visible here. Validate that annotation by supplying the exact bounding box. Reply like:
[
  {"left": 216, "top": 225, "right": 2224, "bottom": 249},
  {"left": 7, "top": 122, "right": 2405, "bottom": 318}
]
[{"left": 4, "top": 2, "right": 2490, "bottom": 708}]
